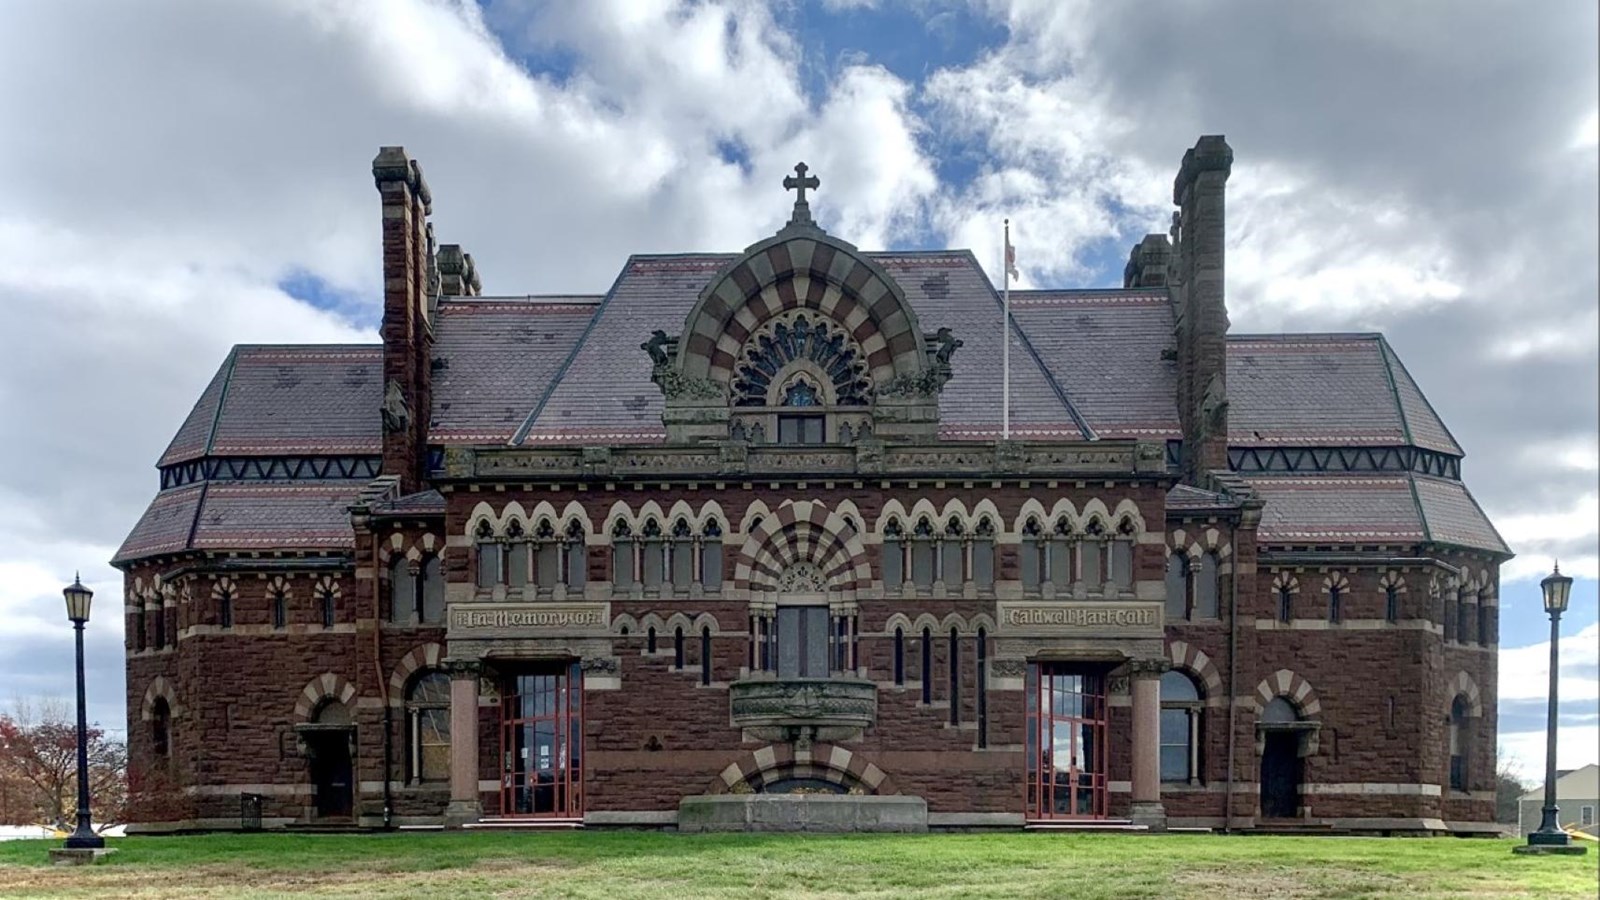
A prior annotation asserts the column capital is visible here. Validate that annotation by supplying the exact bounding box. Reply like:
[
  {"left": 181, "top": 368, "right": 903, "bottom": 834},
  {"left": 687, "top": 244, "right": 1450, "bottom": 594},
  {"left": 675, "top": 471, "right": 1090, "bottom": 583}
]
[
  {"left": 1126, "top": 658, "right": 1171, "bottom": 679},
  {"left": 444, "top": 658, "right": 482, "bottom": 679}
]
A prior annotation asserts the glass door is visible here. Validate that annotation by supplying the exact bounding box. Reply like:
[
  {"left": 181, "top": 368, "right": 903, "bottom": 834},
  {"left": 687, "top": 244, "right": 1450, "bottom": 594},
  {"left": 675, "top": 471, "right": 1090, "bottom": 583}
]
[
  {"left": 499, "top": 661, "right": 583, "bottom": 818},
  {"left": 1026, "top": 664, "right": 1107, "bottom": 819}
]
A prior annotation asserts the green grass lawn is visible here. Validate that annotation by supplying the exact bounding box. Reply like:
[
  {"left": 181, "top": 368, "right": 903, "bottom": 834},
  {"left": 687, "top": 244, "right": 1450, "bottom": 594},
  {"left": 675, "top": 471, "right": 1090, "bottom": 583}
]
[{"left": 0, "top": 831, "right": 1595, "bottom": 899}]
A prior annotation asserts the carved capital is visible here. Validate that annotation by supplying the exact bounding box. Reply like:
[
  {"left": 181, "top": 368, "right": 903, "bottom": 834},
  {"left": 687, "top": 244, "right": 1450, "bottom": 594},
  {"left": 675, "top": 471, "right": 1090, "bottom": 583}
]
[
  {"left": 1125, "top": 658, "right": 1171, "bottom": 679},
  {"left": 444, "top": 659, "right": 482, "bottom": 679}
]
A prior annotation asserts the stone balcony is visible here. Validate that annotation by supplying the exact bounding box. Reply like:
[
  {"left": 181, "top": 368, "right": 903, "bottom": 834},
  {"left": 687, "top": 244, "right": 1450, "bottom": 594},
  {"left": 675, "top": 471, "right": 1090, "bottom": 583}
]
[{"left": 728, "top": 677, "right": 877, "bottom": 743}]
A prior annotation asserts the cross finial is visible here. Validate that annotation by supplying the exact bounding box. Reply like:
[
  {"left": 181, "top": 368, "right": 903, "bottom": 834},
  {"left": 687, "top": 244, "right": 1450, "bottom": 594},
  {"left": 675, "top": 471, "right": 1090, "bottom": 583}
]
[{"left": 783, "top": 161, "right": 819, "bottom": 204}]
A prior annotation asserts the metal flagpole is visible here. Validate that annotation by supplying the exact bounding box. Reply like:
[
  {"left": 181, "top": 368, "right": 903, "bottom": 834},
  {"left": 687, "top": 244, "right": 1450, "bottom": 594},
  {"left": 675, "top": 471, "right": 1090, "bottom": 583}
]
[{"left": 1002, "top": 218, "right": 1012, "bottom": 440}]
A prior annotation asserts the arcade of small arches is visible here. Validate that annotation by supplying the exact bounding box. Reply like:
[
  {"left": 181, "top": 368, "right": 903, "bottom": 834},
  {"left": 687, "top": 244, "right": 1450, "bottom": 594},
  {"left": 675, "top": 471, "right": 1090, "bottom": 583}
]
[
  {"left": 127, "top": 572, "right": 345, "bottom": 650},
  {"left": 1261, "top": 566, "right": 1500, "bottom": 645}
]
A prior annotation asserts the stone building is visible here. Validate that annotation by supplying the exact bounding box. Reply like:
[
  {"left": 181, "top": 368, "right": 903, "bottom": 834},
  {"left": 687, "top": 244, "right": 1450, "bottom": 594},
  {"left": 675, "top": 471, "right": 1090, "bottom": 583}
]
[{"left": 115, "top": 136, "right": 1508, "bottom": 834}]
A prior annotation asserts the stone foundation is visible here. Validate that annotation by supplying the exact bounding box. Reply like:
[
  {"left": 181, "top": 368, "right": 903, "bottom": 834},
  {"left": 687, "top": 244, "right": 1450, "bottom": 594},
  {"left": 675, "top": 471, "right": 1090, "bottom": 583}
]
[{"left": 678, "top": 794, "right": 928, "bottom": 833}]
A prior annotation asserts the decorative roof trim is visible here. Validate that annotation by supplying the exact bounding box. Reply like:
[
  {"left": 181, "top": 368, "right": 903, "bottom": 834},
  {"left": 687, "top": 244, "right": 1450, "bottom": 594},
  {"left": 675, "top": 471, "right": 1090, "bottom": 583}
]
[{"left": 510, "top": 262, "right": 636, "bottom": 447}]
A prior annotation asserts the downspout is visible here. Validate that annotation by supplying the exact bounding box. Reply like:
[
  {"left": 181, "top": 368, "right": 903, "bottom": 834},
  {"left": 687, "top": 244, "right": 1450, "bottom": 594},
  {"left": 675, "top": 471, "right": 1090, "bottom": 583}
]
[
  {"left": 370, "top": 525, "right": 394, "bottom": 829},
  {"left": 1224, "top": 535, "right": 1239, "bottom": 833}
]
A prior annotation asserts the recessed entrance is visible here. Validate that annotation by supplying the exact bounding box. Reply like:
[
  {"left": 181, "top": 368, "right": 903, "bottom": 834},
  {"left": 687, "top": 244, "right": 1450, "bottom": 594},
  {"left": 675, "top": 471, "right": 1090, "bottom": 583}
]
[
  {"left": 1026, "top": 664, "right": 1108, "bottom": 820},
  {"left": 498, "top": 661, "right": 583, "bottom": 818},
  {"left": 304, "top": 730, "right": 353, "bottom": 819}
]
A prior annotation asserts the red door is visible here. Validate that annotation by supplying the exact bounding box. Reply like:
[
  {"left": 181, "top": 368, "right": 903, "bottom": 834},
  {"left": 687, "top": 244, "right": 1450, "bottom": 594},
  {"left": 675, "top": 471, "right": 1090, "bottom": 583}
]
[
  {"left": 1026, "top": 664, "right": 1108, "bottom": 820},
  {"left": 499, "top": 661, "right": 583, "bottom": 818}
]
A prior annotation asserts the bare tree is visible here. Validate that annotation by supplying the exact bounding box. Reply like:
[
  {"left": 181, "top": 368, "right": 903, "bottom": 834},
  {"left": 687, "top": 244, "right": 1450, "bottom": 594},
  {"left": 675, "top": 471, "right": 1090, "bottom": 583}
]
[
  {"left": 1495, "top": 747, "right": 1531, "bottom": 829},
  {"left": 0, "top": 697, "right": 127, "bottom": 829}
]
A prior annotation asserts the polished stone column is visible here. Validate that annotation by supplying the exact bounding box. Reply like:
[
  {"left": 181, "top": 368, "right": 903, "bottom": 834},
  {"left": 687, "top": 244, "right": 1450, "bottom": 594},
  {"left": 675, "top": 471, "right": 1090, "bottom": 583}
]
[
  {"left": 1128, "top": 658, "right": 1169, "bottom": 830},
  {"left": 444, "top": 660, "right": 482, "bottom": 826}
]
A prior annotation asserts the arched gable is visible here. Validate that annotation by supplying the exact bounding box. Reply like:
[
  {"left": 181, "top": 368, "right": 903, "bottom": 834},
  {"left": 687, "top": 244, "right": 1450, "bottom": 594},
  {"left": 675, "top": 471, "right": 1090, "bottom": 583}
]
[{"left": 734, "top": 500, "right": 871, "bottom": 594}]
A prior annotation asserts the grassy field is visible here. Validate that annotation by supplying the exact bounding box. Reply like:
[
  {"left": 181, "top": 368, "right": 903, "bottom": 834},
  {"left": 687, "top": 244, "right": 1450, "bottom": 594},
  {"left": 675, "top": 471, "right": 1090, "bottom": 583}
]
[{"left": 0, "top": 831, "right": 1595, "bottom": 899}]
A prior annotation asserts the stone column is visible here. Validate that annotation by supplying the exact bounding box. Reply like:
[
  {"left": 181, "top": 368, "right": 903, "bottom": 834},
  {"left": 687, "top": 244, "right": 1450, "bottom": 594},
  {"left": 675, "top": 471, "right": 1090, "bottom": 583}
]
[
  {"left": 1128, "top": 658, "right": 1169, "bottom": 830},
  {"left": 444, "top": 660, "right": 482, "bottom": 827}
]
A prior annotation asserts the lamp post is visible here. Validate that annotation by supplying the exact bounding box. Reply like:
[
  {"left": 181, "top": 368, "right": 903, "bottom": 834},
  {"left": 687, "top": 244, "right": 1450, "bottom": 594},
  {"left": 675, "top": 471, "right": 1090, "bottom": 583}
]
[
  {"left": 61, "top": 575, "right": 105, "bottom": 851},
  {"left": 1517, "top": 562, "right": 1586, "bottom": 855}
]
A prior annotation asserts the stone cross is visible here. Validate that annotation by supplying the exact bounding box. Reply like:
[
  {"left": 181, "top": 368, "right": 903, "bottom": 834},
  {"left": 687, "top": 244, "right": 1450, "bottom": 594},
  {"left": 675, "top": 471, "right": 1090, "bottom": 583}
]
[{"left": 783, "top": 162, "right": 819, "bottom": 203}]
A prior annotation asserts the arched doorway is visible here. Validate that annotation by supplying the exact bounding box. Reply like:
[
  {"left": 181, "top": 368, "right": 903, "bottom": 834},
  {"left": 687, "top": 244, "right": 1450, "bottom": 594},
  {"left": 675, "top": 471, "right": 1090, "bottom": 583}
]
[
  {"left": 304, "top": 700, "right": 354, "bottom": 819},
  {"left": 1258, "top": 697, "right": 1303, "bottom": 819}
]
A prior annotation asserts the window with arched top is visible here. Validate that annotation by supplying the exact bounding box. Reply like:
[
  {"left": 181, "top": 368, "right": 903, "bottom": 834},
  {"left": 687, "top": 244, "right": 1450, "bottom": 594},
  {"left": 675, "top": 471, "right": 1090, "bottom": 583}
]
[
  {"left": 533, "top": 519, "right": 559, "bottom": 591},
  {"left": 505, "top": 519, "right": 528, "bottom": 589},
  {"left": 1020, "top": 517, "right": 1046, "bottom": 592},
  {"left": 1277, "top": 585, "right": 1294, "bottom": 624},
  {"left": 475, "top": 520, "right": 500, "bottom": 588},
  {"left": 389, "top": 556, "right": 414, "bottom": 624},
  {"left": 271, "top": 586, "right": 287, "bottom": 630},
  {"left": 641, "top": 519, "right": 665, "bottom": 590},
  {"left": 1109, "top": 519, "right": 1135, "bottom": 590},
  {"left": 405, "top": 670, "right": 451, "bottom": 784},
  {"left": 882, "top": 518, "right": 905, "bottom": 590},
  {"left": 972, "top": 517, "right": 996, "bottom": 591},
  {"left": 942, "top": 516, "right": 965, "bottom": 587},
  {"left": 1165, "top": 554, "right": 1190, "bottom": 620},
  {"left": 1195, "top": 552, "right": 1219, "bottom": 619},
  {"left": 1160, "top": 671, "right": 1203, "bottom": 784},
  {"left": 910, "top": 517, "right": 936, "bottom": 590},
  {"left": 1080, "top": 519, "right": 1105, "bottom": 587},
  {"left": 421, "top": 555, "right": 444, "bottom": 623},
  {"left": 611, "top": 520, "right": 635, "bottom": 588},
  {"left": 216, "top": 583, "right": 234, "bottom": 630},
  {"left": 564, "top": 520, "right": 587, "bottom": 590},
  {"left": 1449, "top": 696, "right": 1470, "bottom": 791},
  {"left": 669, "top": 518, "right": 694, "bottom": 591},
  {"left": 151, "top": 697, "right": 171, "bottom": 760},
  {"left": 1049, "top": 517, "right": 1073, "bottom": 587},
  {"left": 701, "top": 519, "right": 723, "bottom": 592},
  {"left": 317, "top": 583, "right": 337, "bottom": 628}
]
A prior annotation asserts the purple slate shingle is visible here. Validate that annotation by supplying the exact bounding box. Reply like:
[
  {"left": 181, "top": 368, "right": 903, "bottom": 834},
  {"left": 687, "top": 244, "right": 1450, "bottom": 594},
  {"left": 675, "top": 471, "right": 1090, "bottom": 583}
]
[
  {"left": 1012, "top": 290, "right": 1178, "bottom": 440},
  {"left": 114, "top": 482, "right": 205, "bottom": 563},
  {"left": 1413, "top": 475, "right": 1508, "bottom": 554},
  {"left": 1247, "top": 475, "right": 1427, "bottom": 544},
  {"left": 1227, "top": 335, "right": 1407, "bottom": 446},
  {"left": 159, "top": 345, "right": 382, "bottom": 465},
  {"left": 191, "top": 481, "right": 364, "bottom": 551},
  {"left": 430, "top": 298, "right": 599, "bottom": 444},
  {"left": 1381, "top": 340, "right": 1463, "bottom": 455}
]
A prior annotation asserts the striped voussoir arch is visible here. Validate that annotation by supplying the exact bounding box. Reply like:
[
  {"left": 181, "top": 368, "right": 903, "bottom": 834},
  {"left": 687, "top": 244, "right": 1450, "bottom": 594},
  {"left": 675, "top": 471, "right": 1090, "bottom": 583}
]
[
  {"left": 734, "top": 500, "right": 871, "bottom": 593},
  {"left": 294, "top": 673, "right": 358, "bottom": 721},
  {"left": 678, "top": 234, "right": 928, "bottom": 386},
  {"left": 708, "top": 743, "right": 898, "bottom": 796},
  {"left": 1253, "top": 669, "right": 1322, "bottom": 718},
  {"left": 1451, "top": 671, "right": 1483, "bottom": 717},
  {"left": 1165, "top": 640, "right": 1225, "bottom": 701},
  {"left": 387, "top": 642, "right": 445, "bottom": 704}
]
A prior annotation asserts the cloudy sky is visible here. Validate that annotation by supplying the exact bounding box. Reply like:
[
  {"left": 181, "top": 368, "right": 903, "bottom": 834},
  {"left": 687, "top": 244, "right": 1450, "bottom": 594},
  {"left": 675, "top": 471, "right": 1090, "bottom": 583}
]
[{"left": 1, "top": 0, "right": 1595, "bottom": 780}]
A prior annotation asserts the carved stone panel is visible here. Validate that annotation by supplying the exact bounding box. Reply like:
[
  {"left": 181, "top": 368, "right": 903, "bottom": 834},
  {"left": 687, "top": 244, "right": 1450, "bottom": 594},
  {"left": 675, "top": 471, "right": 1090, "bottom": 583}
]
[{"left": 995, "top": 601, "right": 1164, "bottom": 639}]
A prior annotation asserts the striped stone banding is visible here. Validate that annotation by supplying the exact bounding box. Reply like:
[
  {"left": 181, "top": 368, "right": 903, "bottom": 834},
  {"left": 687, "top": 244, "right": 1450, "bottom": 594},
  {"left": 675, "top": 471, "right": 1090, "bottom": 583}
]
[
  {"left": 141, "top": 675, "right": 181, "bottom": 721},
  {"left": 388, "top": 642, "right": 445, "bottom": 703},
  {"left": 732, "top": 500, "right": 871, "bottom": 593},
  {"left": 1451, "top": 671, "right": 1483, "bottom": 718},
  {"left": 294, "top": 673, "right": 358, "bottom": 721},
  {"left": 680, "top": 236, "right": 928, "bottom": 388},
  {"left": 709, "top": 742, "right": 897, "bottom": 796},
  {"left": 1253, "top": 668, "right": 1322, "bottom": 718},
  {"left": 1165, "top": 640, "right": 1225, "bottom": 699}
]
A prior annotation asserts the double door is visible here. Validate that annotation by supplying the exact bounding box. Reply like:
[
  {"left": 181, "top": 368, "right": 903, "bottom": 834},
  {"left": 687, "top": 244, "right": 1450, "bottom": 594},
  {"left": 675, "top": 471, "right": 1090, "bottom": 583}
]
[
  {"left": 1026, "top": 665, "right": 1108, "bottom": 820},
  {"left": 499, "top": 662, "right": 583, "bottom": 818}
]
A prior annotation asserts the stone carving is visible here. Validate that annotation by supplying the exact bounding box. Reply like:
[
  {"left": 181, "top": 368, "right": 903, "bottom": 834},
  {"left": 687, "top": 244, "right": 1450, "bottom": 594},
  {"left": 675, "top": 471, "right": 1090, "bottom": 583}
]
[
  {"left": 381, "top": 379, "right": 409, "bottom": 434},
  {"left": 931, "top": 327, "right": 963, "bottom": 365},
  {"left": 989, "top": 658, "right": 1027, "bottom": 679},
  {"left": 655, "top": 368, "right": 725, "bottom": 402},
  {"left": 642, "top": 330, "right": 674, "bottom": 367},
  {"left": 1199, "top": 372, "right": 1228, "bottom": 435},
  {"left": 729, "top": 677, "right": 876, "bottom": 731},
  {"left": 782, "top": 161, "right": 821, "bottom": 229},
  {"left": 777, "top": 562, "right": 828, "bottom": 593},
  {"left": 878, "top": 369, "right": 948, "bottom": 399},
  {"left": 732, "top": 312, "right": 871, "bottom": 407},
  {"left": 579, "top": 657, "right": 619, "bottom": 675}
]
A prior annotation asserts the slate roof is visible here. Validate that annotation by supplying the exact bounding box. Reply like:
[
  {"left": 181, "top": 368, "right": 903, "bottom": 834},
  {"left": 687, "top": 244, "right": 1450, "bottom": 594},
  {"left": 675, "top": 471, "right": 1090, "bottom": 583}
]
[
  {"left": 158, "top": 345, "right": 383, "bottom": 466},
  {"left": 114, "top": 480, "right": 366, "bottom": 563},
  {"left": 1245, "top": 474, "right": 1507, "bottom": 553}
]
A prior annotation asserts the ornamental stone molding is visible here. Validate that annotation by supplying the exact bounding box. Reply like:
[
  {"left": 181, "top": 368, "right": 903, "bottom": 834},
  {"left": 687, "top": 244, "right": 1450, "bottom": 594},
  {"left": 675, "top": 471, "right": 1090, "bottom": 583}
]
[{"left": 729, "top": 677, "right": 877, "bottom": 738}]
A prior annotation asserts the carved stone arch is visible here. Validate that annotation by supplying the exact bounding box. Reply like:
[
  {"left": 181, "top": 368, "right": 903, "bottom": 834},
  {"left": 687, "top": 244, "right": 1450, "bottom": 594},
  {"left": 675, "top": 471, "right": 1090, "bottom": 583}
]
[
  {"left": 266, "top": 575, "right": 293, "bottom": 599},
  {"left": 666, "top": 499, "right": 698, "bottom": 529},
  {"left": 294, "top": 673, "right": 358, "bottom": 722},
  {"left": 1252, "top": 669, "right": 1322, "bottom": 719},
  {"left": 603, "top": 500, "right": 637, "bottom": 533},
  {"left": 737, "top": 501, "right": 870, "bottom": 594},
  {"left": 1322, "top": 571, "right": 1351, "bottom": 593},
  {"left": 1169, "top": 528, "right": 1192, "bottom": 554},
  {"left": 611, "top": 613, "right": 640, "bottom": 636},
  {"left": 1271, "top": 571, "right": 1301, "bottom": 594},
  {"left": 872, "top": 498, "right": 912, "bottom": 537},
  {"left": 883, "top": 612, "right": 915, "bottom": 635},
  {"left": 141, "top": 676, "right": 182, "bottom": 721},
  {"left": 465, "top": 501, "right": 498, "bottom": 537},
  {"left": 968, "top": 612, "right": 998, "bottom": 635},
  {"left": 500, "top": 500, "right": 532, "bottom": 534},
  {"left": 1379, "top": 569, "right": 1408, "bottom": 592},
  {"left": 935, "top": 497, "right": 971, "bottom": 526},
  {"left": 1046, "top": 498, "right": 1081, "bottom": 531},
  {"left": 1452, "top": 671, "right": 1484, "bottom": 718},
  {"left": 695, "top": 499, "right": 730, "bottom": 532},
  {"left": 1080, "top": 498, "right": 1113, "bottom": 529},
  {"left": 210, "top": 576, "right": 237, "bottom": 602},
  {"left": 557, "top": 501, "right": 594, "bottom": 536},
  {"left": 909, "top": 613, "right": 942, "bottom": 635},
  {"left": 690, "top": 612, "right": 721, "bottom": 635},
  {"left": 1108, "top": 498, "right": 1146, "bottom": 536},
  {"left": 1011, "top": 498, "right": 1050, "bottom": 540},
  {"left": 388, "top": 642, "right": 445, "bottom": 704},
  {"left": 638, "top": 613, "right": 668, "bottom": 635},
  {"left": 678, "top": 231, "right": 930, "bottom": 388},
  {"left": 938, "top": 612, "right": 970, "bottom": 634},
  {"left": 739, "top": 499, "right": 774, "bottom": 535},
  {"left": 968, "top": 497, "right": 1003, "bottom": 529},
  {"left": 906, "top": 497, "right": 942, "bottom": 527},
  {"left": 663, "top": 612, "right": 695, "bottom": 634},
  {"left": 709, "top": 742, "right": 899, "bottom": 796},
  {"left": 1164, "top": 640, "right": 1225, "bottom": 703}
]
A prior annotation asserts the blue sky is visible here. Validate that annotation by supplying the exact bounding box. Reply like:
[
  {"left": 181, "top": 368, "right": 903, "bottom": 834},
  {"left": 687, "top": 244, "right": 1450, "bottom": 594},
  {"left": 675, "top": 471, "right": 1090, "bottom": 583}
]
[{"left": 1, "top": 0, "right": 1596, "bottom": 784}]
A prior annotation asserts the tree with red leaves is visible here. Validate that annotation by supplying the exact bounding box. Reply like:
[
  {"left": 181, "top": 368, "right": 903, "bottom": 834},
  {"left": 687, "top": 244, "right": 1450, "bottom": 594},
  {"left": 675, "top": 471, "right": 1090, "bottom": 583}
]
[{"left": 0, "top": 699, "right": 126, "bottom": 829}]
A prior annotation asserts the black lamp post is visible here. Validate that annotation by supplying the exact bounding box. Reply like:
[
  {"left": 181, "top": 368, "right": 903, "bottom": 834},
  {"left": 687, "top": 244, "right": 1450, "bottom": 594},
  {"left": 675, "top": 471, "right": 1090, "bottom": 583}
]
[
  {"left": 61, "top": 575, "right": 105, "bottom": 851},
  {"left": 1518, "top": 562, "right": 1586, "bottom": 854}
]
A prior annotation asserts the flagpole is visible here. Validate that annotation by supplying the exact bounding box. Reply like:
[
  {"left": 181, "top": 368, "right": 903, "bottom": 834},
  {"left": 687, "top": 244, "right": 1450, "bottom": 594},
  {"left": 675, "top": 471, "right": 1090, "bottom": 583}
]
[{"left": 1002, "top": 218, "right": 1012, "bottom": 441}]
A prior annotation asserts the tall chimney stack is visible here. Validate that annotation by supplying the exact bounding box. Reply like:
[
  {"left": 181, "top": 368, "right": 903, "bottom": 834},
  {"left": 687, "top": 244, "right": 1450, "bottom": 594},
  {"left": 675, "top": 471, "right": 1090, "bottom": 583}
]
[
  {"left": 372, "top": 146, "right": 434, "bottom": 494},
  {"left": 1171, "top": 135, "right": 1233, "bottom": 487}
]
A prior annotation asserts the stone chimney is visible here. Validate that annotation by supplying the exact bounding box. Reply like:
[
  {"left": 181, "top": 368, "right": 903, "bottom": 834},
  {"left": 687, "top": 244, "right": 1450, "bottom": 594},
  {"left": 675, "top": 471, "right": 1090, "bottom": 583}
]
[
  {"left": 372, "top": 146, "right": 434, "bottom": 493},
  {"left": 437, "top": 244, "right": 481, "bottom": 297},
  {"left": 1170, "top": 135, "right": 1233, "bottom": 486},
  {"left": 1122, "top": 234, "right": 1172, "bottom": 288}
]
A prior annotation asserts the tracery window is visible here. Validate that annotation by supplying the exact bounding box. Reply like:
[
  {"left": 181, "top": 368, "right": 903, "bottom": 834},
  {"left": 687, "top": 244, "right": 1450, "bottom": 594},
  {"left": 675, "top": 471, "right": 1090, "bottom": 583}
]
[
  {"left": 1020, "top": 517, "right": 1046, "bottom": 592},
  {"left": 910, "top": 517, "right": 936, "bottom": 589},
  {"left": 1109, "top": 519, "right": 1135, "bottom": 590},
  {"left": 941, "top": 517, "right": 966, "bottom": 587},
  {"left": 700, "top": 519, "right": 723, "bottom": 591},
  {"left": 641, "top": 518, "right": 665, "bottom": 590},
  {"left": 1080, "top": 519, "right": 1105, "bottom": 588},
  {"left": 731, "top": 313, "right": 871, "bottom": 407},
  {"left": 475, "top": 520, "right": 500, "bottom": 588},
  {"left": 1160, "top": 671, "right": 1203, "bottom": 783},
  {"left": 405, "top": 670, "right": 451, "bottom": 783},
  {"left": 533, "top": 519, "right": 560, "bottom": 591},
  {"left": 1048, "top": 517, "right": 1073, "bottom": 588},
  {"left": 564, "top": 520, "right": 587, "bottom": 589},
  {"left": 882, "top": 518, "right": 905, "bottom": 590},
  {"left": 669, "top": 518, "right": 694, "bottom": 591},
  {"left": 611, "top": 520, "right": 635, "bottom": 588},
  {"left": 505, "top": 519, "right": 529, "bottom": 589},
  {"left": 972, "top": 517, "right": 996, "bottom": 591}
]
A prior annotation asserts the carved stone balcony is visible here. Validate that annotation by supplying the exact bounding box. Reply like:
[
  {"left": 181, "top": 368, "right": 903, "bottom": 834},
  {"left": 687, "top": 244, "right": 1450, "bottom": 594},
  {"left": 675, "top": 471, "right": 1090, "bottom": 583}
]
[{"left": 729, "top": 677, "right": 877, "bottom": 743}]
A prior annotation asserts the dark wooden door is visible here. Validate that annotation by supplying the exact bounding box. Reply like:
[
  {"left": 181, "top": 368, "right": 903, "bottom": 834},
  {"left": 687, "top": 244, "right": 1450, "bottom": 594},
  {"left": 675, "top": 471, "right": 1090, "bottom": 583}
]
[
  {"left": 308, "top": 732, "right": 353, "bottom": 819},
  {"left": 1260, "top": 731, "right": 1301, "bottom": 818}
]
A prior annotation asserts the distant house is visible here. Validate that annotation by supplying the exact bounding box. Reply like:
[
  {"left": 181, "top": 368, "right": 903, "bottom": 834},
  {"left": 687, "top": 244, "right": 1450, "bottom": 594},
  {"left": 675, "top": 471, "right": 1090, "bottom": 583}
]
[{"left": 1519, "top": 764, "right": 1599, "bottom": 837}]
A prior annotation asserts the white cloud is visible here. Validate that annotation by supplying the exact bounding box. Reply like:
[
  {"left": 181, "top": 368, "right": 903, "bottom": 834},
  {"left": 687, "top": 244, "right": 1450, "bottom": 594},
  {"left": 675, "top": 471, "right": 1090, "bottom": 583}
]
[
  {"left": 1496, "top": 494, "right": 1600, "bottom": 581},
  {"left": 1497, "top": 622, "right": 1600, "bottom": 774}
]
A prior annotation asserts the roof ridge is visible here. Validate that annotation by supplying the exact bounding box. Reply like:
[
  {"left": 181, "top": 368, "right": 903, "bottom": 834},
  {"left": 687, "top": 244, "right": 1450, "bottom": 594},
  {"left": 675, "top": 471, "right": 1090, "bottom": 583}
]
[
  {"left": 1228, "top": 332, "right": 1383, "bottom": 342},
  {"left": 1376, "top": 336, "right": 1416, "bottom": 446},
  {"left": 1379, "top": 336, "right": 1465, "bottom": 457},
  {"left": 203, "top": 347, "right": 241, "bottom": 456},
  {"left": 510, "top": 264, "right": 629, "bottom": 446},
  {"left": 1404, "top": 472, "right": 1432, "bottom": 543}
]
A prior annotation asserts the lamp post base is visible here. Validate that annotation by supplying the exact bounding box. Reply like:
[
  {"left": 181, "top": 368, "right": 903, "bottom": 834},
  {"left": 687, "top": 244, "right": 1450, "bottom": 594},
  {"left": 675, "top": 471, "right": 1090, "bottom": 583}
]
[
  {"left": 1512, "top": 843, "right": 1588, "bottom": 856},
  {"left": 48, "top": 848, "right": 117, "bottom": 866}
]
